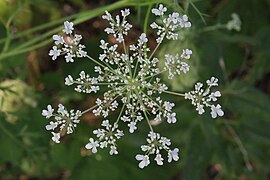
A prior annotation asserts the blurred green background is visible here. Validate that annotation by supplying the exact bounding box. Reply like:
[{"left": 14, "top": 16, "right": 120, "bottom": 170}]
[{"left": 0, "top": 0, "right": 270, "bottom": 179}]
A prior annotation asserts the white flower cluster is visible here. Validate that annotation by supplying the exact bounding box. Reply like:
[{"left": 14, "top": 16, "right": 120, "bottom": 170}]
[
  {"left": 164, "top": 49, "right": 192, "bottom": 79},
  {"left": 102, "top": 9, "right": 132, "bottom": 43},
  {"left": 65, "top": 71, "right": 101, "bottom": 93},
  {"left": 43, "top": 4, "right": 224, "bottom": 169},
  {"left": 49, "top": 21, "right": 87, "bottom": 62},
  {"left": 150, "top": 4, "right": 191, "bottom": 43},
  {"left": 185, "top": 77, "right": 224, "bottom": 118},
  {"left": 136, "top": 131, "right": 179, "bottom": 168},
  {"left": 42, "top": 104, "right": 81, "bottom": 143},
  {"left": 226, "top": 13, "right": 241, "bottom": 31},
  {"left": 85, "top": 120, "right": 124, "bottom": 155}
]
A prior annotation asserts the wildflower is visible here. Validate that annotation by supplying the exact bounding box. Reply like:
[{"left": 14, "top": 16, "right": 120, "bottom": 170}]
[
  {"left": 42, "top": 104, "right": 81, "bottom": 142},
  {"left": 49, "top": 21, "right": 87, "bottom": 62},
  {"left": 210, "top": 104, "right": 224, "bottom": 118},
  {"left": 168, "top": 148, "right": 179, "bottom": 163},
  {"left": 102, "top": 9, "right": 132, "bottom": 43},
  {"left": 155, "top": 153, "right": 164, "bottom": 165},
  {"left": 226, "top": 13, "right": 241, "bottom": 31},
  {"left": 85, "top": 138, "right": 99, "bottom": 153},
  {"left": 85, "top": 120, "right": 124, "bottom": 154},
  {"left": 150, "top": 8, "right": 191, "bottom": 43},
  {"left": 136, "top": 155, "right": 150, "bottom": 168},
  {"left": 164, "top": 50, "right": 192, "bottom": 79},
  {"left": 63, "top": 21, "right": 74, "bottom": 34},
  {"left": 42, "top": 4, "right": 223, "bottom": 168},
  {"left": 49, "top": 46, "right": 61, "bottom": 60},
  {"left": 135, "top": 131, "right": 179, "bottom": 168},
  {"left": 42, "top": 105, "right": 54, "bottom": 118},
  {"left": 51, "top": 132, "right": 60, "bottom": 143},
  {"left": 185, "top": 77, "right": 224, "bottom": 118},
  {"left": 151, "top": 4, "right": 167, "bottom": 16}
]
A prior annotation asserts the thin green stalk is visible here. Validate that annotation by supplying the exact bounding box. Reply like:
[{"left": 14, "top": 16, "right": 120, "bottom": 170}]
[
  {"left": 143, "top": 4, "right": 153, "bottom": 34},
  {"left": 135, "top": 89, "right": 153, "bottom": 132},
  {"left": 143, "top": 109, "right": 154, "bottom": 132},
  {"left": 2, "top": 4, "right": 24, "bottom": 52},
  {"left": 188, "top": 0, "right": 206, "bottom": 24},
  {"left": 199, "top": 24, "right": 226, "bottom": 33},
  {"left": 82, "top": 104, "right": 98, "bottom": 114},
  {"left": 149, "top": 42, "right": 161, "bottom": 60},
  {"left": 225, "top": 121, "right": 253, "bottom": 171},
  {"left": 0, "top": 39, "right": 52, "bottom": 60},
  {"left": 115, "top": 104, "right": 125, "bottom": 124},
  {"left": 153, "top": 89, "right": 185, "bottom": 97}
]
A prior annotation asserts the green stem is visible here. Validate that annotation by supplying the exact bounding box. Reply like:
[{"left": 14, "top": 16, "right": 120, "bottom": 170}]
[
  {"left": 74, "top": 81, "right": 125, "bottom": 86},
  {"left": 134, "top": 89, "right": 153, "bottom": 132},
  {"left": 143, "top": 4, "right": 153, "bottom": 34},
  {"left": 0, "top": 39, "right": 52, "bottom": 60},
  {"left": 115, "top": 104, "right": 125, "bottom": 124},
  {"left": 225, "top": 121, "right": 253, "bottom": 171},
  {"left": 149, "top": 42, "right": 161, "bottom": 60},
  {"left": 199, "top": 24, "right": 226, "bottom": 33},
  {"left": 82, "top": 104, "right": 98, "bottom": 114},
  {"left": 150, "top": 88, "right": 185, "bottom": 97},
  {"left": 143, "top": 109, "right": 154, "bottom": 132},
  {"left": 163, "top": 90, "right": 185, "bottom": 97},
  {"left": 2, "top": 4, "right": 24, "bottom": 52}
]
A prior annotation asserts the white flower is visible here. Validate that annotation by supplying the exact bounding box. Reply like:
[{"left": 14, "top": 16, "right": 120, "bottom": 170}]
[
  {"left": 50, "top": 21, "right": 87, "bottom": 63},
  {"left": 210, "top": 104, "right": 224, "bottom": 118},
  {"left": 163, "top": 101, "right": 175, "bottom": 111},
  {"left": 206, "top": 77, "right": 218, "bottom": 86},
  {"left": 65, "top": 75, "right": 74, "bottom": 86},
  {"left": 121, "top": 9, "right": 130, "bottom": 17},
  {"left": 152, "top": 4, "right": 167, "bottom": 16},
  {"left": 101, "top": 119, "right": 110, "bottom": 128},
  {"left": 196, "top": 104, "right": 205, "bottom": 114},
  {"left": 138, "top": 33, "right": 148, "bottom": 45},
  {"left": 164, "top": 53, "right": 191, "bottom": 79},
  {"left": 167, "top": 113, "right": 176, "bottom": 123},
  {"left": 52, "top": 35, "right": 64, "bottom": 45},
  {"left": 65, "top": 54, "right": 74, "bottom": 63},
  {"left": 42, "top": 105, "right": 54, "bottom": 118},
  {"left": 186, "top": 78, "right": 223, "bottom": 118},
  {"left": 208, "top": 91, "right": 221, "bottom": 101},
  {"left": 85, "top": 138, "right": 99, "bottom": 153},
  {"left": 42, "top": 5, "right": 223, "bottom": 168},
  {"left": 226, "top": 13, "right": 241, "bottom": 31},
  {"left": 102, "top": 10, "right": 132, "bottom": 43},
  {"left": 51, "top": 132, "right": 60, "bottom": 143},
  {"left": 63, "top": 21, "right": 74, "bottom": 34},
  {"left": 155, "top": 154, "right": 164, "bottom": 165},
  {"left": 57, "top": 104, "right": 66, "bottom": 115},
  {"left": 43, "top": 104, "right": 81, "bottom": 143},
  {"left": 49, "top": 46, "right": 61, "bottom": 60},
  {"left": 89, "top": 120, "right": 124, "bottom": 155},
  {"left": 168, "top": 148, "right": 179, "bottom": 163},
  {"left": 46, "top": 121, "right": 57, "bottom": 130},
  {"left": 179, "top": 15, "right": 191, "bottom": 28},
  {"left": 181, "top": 49, "right": 192, "bottom": 59},
  {"left": 128, "top": 121, "right": 137, "bottom": 133},
  {"left": 109, "top": 145, "right": 118, "bottom": 155},
  {"left": 136, "top": 154, "right": 150, "bottom": 168}
]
